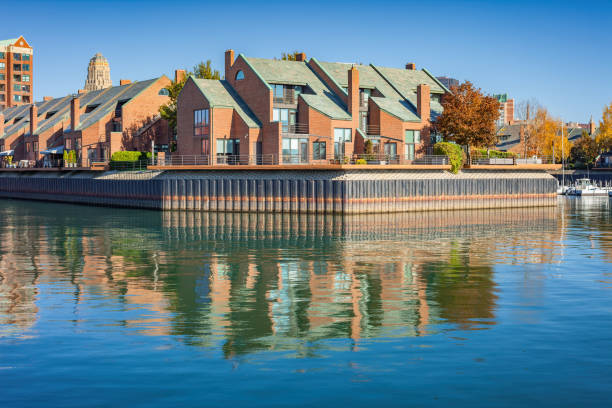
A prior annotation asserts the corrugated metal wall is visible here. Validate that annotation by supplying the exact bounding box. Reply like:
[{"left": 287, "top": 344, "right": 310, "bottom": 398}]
[{"left": 0, "top": 172, "right": 557, "bottom": 213}]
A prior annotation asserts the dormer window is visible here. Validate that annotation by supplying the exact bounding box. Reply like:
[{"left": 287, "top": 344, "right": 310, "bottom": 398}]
[
  {"left": 85, "top": 104, "right": 99, "bottom": 113},
  {"left": 235, "top": 70, "right": 245, "bottom": 80}
]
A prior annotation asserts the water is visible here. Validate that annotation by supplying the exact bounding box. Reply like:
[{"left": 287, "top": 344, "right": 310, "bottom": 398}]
[{"left": 0, "top": 198, "right": 611, "bottom": 407}]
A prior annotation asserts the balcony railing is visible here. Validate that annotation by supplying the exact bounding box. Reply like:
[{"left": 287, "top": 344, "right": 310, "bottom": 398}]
[
  {"left": 363, "top": 125, "right": 380, "bottom": 135},
  {"left": 471, "top": 155, "right": 555, "bottom": 165},
  {"left": 273, "top": 95, "right": 297, "bottom": 104},
  {"left": 281, "top": 123, "right": 309, "bottom": 134}
]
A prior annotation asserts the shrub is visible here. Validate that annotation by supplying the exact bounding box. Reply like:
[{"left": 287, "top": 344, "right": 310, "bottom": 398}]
[
  {"left": 473, "top": 148, "right": 516, "bottom": 158},
  {"left": 434, "top": 142, "right": 464, "bottom": 174},
  {"left": 355, "top": 158, "right": 367, "bottom": 165},
  {"left": 111, "top": 151, "right": 147, "bottom": 162}
]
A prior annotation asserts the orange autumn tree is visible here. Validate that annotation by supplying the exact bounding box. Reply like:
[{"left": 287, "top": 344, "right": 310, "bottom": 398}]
[
  {"left": 596, "top": 102, "right": 612, "bottom": 152},
  {"left": 433, "top": 81, "right": 501, "bottom": 163},
  {"left": 531, "top": 107, "right": 570, "bottom": 162}
]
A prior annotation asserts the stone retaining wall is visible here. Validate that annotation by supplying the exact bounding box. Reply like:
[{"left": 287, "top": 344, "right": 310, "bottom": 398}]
[{"left": 0, "top": 169, "right": 558, "bottom": 213}]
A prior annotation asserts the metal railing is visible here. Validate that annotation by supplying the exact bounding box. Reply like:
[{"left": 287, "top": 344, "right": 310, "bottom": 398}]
[
  {"left": 151, "top": 154, "right": 279, "bottom": 166},
  {"left": 363, "top": 125, "right": 380, "bottom": 135},
  {"left": 471, "top": 155, "right": 555, "bottom": 165},
  {"left": 281, "top": 123, "right": 309, "bottom": 134},
  {"left": 273, "top": 95, "right": 296, "bottom": 104}
]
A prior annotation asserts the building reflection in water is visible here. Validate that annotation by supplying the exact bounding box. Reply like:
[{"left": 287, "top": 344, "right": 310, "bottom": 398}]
[{"left": 0, "top": 201, "right": 568, "bottom": 357}]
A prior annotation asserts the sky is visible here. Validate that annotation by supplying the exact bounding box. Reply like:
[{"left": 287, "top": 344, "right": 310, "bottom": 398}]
[{"left": 2, "top": 0, "right": 611, "bottom": 122}]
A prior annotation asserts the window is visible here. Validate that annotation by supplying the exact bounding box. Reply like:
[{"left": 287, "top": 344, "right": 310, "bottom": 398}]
[
  {"left": 13, "top": 75, "right": 20, "bottom": 82},
  {"left": 334, "top": 128, "right": 352, "bottom": 142},
  {"left": 21, "top": 85, "right": 30, "bottom": 92},
  {"left": 21, "top": 74, "right": 30, "bottom": 82},
  {"left": 158, "top": 88, "right": 169, "bottom": 96},
  {"left": 23, "top": 96, "right": 30, "bottom": 103},
  {"left": 75, "top": 138, "right": 81, "bottom": 152},
  {"left": 26, "top": 142, "right": 31, "bottom": 152},
  {"left": 22, "top": 64, "right": 30, "bottom": 71},
  {"left": 14, "top": 95, "right": 21, "bottom": 102},
  {"left": 85, "top": 104, "right": 99, "bottom": 113},
  {"left": 201, "top": 139, "right": 210, "bottom": 155},
  {"left": 65, "top": 139, "right": 72, "bottom": 150},
  {"left": 0, "top": 62, "right": 5, "bottom": 70},
  {"left": 13, "top": 64, "right": 21, "bottom": 71},
  {"left": 33, "top": 141, "right": 38, "bottom": 152},
  {"left": 13, "top": 53, "right": 21, "bottom": 61},
  {"left": 0, "top": 84, "right": 4, "bottom": 91},
  {"left": 22, "top": 54, "right": 30, "bottom": 61},
  {"left": 271, "top": 84, "right": 284, "bottom": 98},
  {"left": 216, "top": 139, "right": 239, "bottom": 157},
  {"left": 0, "top": 74, "right": 4, "bottom": 80},
  {"left": 0, "top": 52, "right": 4, "bottom": 59},
  {"left": 194, "top": 109, "right": 209, "bottom": 137},
  {"left": 360, "top": 88, "right": 371, "bottom": 105},
  {"left": 0, "top": 95, "right": 5, "bottom": 102},
  {"left": 334, "top": 128, "right": 351, "bottom": 159},
  {"left": 404, "top": 130, "right": 420, "bottom": 160},
  {"left": 13, "top": 84, "right": 20, "bottom": 92},
  {"left": 235, "top": 70, "right": 244, "bottom": 80},
  {"left": 313, "top": 141, "right": 326, "bottom": 160},
  {"left": 282, "top": 137, "right": 308, "bottom": 163},
  {"left": 431, "top": 93, "right": 442, "bottom": 104},
  {"left": 384, "top": 142, "right": 397, "bottom": 157}
]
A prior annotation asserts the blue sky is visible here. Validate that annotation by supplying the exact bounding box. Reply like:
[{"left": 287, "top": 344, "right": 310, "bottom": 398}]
[{"left": 2, "top": 0, "right": 611, "bottom": 122}]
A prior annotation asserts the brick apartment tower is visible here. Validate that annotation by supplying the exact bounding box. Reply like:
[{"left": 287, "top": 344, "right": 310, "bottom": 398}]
[
  {"left": 0, "top": 36, "right": 33, "bottom": 109},
  {"left": 84, "top": 53, "right": 112, "bottom": 91}
]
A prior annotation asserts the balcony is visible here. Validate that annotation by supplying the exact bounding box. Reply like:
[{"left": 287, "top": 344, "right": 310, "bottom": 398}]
[
  {"left": 281, "top": 123, "right": 308, "bottom": 135},
  {"left": 273, "top": 95, "right": 297, "bottom": 105},
  {"left": 362, "top": 125, "right": 380, "bottom": 135}
]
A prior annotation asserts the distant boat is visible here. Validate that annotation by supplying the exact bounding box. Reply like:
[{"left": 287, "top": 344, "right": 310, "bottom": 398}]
[{"left": 566, "top": 178, "right": 610, "bottom": 196}]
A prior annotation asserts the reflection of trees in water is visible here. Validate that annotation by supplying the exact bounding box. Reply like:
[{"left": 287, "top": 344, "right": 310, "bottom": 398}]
[
  {"left": 0, "top": 201, "right": 564, "bottom": 356},
  {"left": 419, "top": 242, "right": 496, "bottom": 330}
]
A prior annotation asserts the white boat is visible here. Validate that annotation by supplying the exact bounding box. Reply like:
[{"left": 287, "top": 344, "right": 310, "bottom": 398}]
[{"left": 566, "top": 178, "right": 609, "bottom": 196}]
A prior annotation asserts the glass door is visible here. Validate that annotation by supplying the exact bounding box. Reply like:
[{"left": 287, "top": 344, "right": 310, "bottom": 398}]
[{"left": 300, "top": 141, "right": 308, "bottom": 163}]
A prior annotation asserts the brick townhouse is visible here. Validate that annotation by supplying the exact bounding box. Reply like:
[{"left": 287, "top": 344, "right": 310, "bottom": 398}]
[
  {"left": 176, "top": 50, "right": 448, "bottom": 164},
  {"left": 0, "top": 76, "right": 171, "bottom": 166}
]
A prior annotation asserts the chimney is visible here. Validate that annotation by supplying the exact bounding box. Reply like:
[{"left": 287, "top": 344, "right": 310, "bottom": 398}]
[
  {"left": 417, "top": 84, "right": 430, "bottom": 122},
  {"left": 43, "top": 96, "right": 53, "bottom": 101},
  {"left": 78, "top": 89, "right": 87, "bottom": 94},
  {"left": 0, "top": 113, "right": 4, "bottom": 138},
  {"left": 590, "top": 116, "right": 596, "bottom": 135},
  {"left": 295, "top": 52, "right": 306, "bottom": 62},
  {"left": 71, "top": 97, "right": 80, "bottom": 131},
  {"left": 406, "top": 63, "right": 416, "bottom": 70},
  {"left": 30, "top": 104, "right": 38, "bottom": 135},
  {"left": 225, "top": 49, "right": 235, "bottom": 80},
  {"left": 174, "top": 69, "right": 186, "bottom": 83},
  {"left": 120, "top": 79, "right": 131, "bottom": 86},
  {"left": 348, "top": 66, "right": 360, "bottom": 117}
]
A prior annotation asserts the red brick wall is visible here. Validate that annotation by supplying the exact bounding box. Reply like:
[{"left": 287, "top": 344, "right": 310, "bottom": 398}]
[
  {"left": 177, "top": 79, "right": 210, "bottom": 156},
  {"left": 308, "top": 60, "right": 348, "bottom": 106}
]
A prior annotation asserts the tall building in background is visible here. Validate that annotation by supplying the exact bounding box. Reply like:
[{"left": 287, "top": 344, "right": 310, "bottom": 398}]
[
  {"left": 494, "top": 94, "right": 514, "bottom": 126},
  {"left": 0, "top": 36, "right": 33, "bottom": 110},
  {"left": 436, "top": 76, "right": 459, "bottom": 90},
  {"left": 84, "top": 53, "right": 112, "bottom": 91}
]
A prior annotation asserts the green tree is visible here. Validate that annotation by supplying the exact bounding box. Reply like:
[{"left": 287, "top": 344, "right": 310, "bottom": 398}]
[
  {"left": 570, "top": 130, "right": 598, "bottom": 168},
  {"left": 191, "top": 60, "right": 221, "bottom": 80},
  {"left": 433, "top": 81, "right": 501, "bottom": 163},
  {"left": 159, "top": 60, "right": 221, "bottom": 135}
]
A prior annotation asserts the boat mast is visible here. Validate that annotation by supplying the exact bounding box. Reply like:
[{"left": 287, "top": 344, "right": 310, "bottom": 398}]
[{"left": 561, "top": 120, "right": 565, "bottom": 187}]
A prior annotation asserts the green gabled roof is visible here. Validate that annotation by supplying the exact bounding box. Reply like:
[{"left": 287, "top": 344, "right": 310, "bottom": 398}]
[
  {"left": 372, "top": 65, "right": 445, "bottom": 117},
  {"left": 316, "top": 61, "right": 420, "bottom": 122},
  {"left": 0, "top": 38, "right": 18, "bottom": 47},
  {"left": 244, "top": 57, "right": 351, "bottom": 120},
  {"left": 192, "top": 78, "right": 261, "bottom": 128}
]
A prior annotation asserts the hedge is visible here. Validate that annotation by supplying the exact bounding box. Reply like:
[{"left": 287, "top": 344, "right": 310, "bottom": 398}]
[
  {"left": 110, "top": 151, "right": 152, "bottom": 162},
  {"left": 473, "top": 148, "right": 517, "bottom": 158},
  {"left": 434, "top": 142, "right": 464, "bottom": 174}
]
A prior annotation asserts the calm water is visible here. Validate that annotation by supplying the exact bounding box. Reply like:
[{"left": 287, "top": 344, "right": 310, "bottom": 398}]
[{"left": 0, "top": 198, "right": 611, "bottom": 407}]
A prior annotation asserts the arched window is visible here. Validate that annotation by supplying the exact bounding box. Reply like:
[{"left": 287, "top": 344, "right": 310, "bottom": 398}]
[
  {"left": 159, "top": 88, "right": 170, "bottom": 96},
  {"left": 235, "top": 70, "right": 245, "bottom": 80}
]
